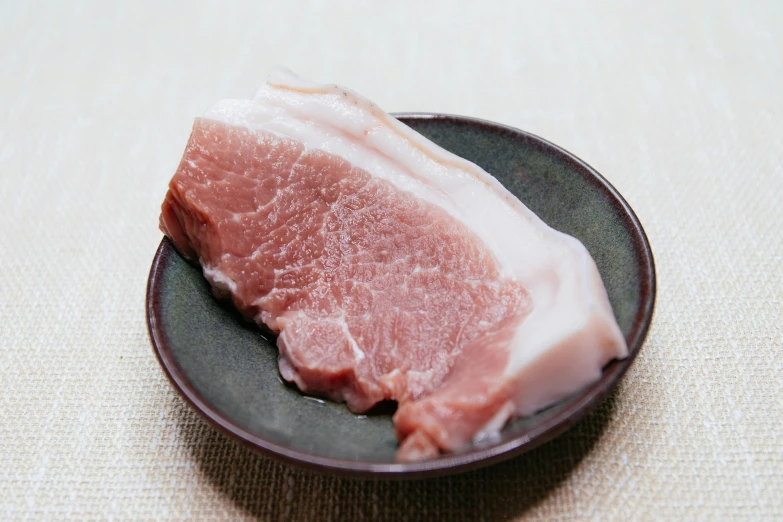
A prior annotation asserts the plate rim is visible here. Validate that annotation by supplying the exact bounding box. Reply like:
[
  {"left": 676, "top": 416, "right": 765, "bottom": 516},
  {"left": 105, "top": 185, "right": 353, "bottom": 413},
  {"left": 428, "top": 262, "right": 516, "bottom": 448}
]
[{"left": 146, "top": 112, "right": 656, "bottom": 479}]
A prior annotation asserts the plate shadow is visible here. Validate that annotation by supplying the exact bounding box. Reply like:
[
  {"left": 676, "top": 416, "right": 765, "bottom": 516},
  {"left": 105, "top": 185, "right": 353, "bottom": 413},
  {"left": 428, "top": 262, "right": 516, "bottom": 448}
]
[{"left": 173, "top": 389, "right": 617, "bottom": 521}]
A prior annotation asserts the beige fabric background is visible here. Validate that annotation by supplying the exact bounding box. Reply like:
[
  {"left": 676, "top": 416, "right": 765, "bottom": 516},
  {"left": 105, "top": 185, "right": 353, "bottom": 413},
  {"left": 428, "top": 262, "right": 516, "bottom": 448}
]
[{"left": 2, "top": 0, "right": 781, "bottom": 520}]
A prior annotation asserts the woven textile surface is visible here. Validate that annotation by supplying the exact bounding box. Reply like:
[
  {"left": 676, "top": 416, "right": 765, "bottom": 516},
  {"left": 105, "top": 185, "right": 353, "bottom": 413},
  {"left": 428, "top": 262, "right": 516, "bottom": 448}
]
[{"left": 1, "top": 1, "right": 781, "bottom": 520}]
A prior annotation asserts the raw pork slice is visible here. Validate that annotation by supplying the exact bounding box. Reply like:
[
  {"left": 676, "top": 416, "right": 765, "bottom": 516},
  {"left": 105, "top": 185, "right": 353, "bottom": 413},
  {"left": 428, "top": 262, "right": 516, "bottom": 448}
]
[{"left": 160, "top": 67, "right": 627, "bottom": 461}]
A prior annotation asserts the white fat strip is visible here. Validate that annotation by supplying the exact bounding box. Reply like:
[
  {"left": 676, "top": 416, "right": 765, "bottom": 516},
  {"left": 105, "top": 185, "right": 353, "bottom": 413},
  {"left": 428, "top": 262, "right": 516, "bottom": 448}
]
[
  {"left": 336, "top": 314, "right": 365, "bottom": 361},
  {"left": 473, "top": 401, "right": 516, "bottom": 444},
  {"left": 202, "top": 264, "right": 237, "bottom": 294}
]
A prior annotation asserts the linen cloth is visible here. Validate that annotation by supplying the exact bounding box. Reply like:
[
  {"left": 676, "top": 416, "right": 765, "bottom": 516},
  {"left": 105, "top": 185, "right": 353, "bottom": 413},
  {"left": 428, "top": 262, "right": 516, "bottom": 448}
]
[{"left": 1, "top": 1, "right": 781, "bottom": 520}]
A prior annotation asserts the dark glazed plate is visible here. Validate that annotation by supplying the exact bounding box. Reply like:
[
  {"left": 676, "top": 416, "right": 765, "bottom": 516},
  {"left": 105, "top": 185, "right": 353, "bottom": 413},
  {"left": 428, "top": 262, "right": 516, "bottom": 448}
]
[{"left": 146, "top": 114, "right": 656, "bottom": 479}]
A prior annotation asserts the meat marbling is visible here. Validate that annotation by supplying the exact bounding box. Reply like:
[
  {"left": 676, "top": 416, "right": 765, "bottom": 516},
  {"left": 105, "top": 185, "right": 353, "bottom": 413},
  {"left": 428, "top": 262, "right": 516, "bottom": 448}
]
[{"left": 160, "top": 68, "right": 628, "bottom": 462}]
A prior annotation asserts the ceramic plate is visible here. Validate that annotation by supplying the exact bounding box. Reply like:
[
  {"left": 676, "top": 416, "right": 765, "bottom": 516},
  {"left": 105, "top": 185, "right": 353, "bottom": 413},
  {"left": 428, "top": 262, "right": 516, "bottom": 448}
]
[{"left": 146, "top": 114, "right": 656, "bottom": 478}]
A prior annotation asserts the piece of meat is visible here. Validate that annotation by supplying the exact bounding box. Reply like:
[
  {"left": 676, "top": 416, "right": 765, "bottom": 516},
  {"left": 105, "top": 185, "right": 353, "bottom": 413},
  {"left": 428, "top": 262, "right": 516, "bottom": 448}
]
[{"left": 160, "top": 68, "right": 628, "bottom": 461}]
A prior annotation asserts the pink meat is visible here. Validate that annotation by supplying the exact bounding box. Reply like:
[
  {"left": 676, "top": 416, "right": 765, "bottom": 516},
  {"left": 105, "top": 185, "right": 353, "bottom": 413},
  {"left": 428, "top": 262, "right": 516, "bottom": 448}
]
[{"left": 161, "top": 119, "right": 531, "bottom": 460}]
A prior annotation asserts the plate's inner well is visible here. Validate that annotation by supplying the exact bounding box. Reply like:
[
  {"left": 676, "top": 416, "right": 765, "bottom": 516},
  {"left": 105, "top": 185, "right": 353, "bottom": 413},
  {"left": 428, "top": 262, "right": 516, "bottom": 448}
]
[{"left": 154, "top": 116, "right": 645, "bottom": 462}]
